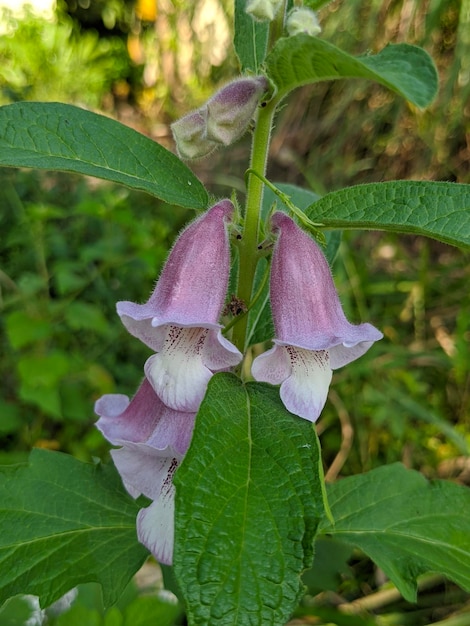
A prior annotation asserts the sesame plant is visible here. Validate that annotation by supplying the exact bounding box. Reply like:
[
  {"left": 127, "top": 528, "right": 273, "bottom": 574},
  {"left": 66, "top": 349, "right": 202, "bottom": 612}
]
[{"left": 1, "top": 1, "right": 470, "bottom": 624}]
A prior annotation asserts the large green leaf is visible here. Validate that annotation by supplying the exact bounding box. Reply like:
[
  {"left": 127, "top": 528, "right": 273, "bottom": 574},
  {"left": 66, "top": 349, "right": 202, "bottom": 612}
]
[
  {"left": 0, "top": 449, "right": 148, "bottom": 609},
  {"left": 234, "top": 0, "right": 269, "bottom": 72},
  {"left": 305, "top": 181, "right": 470, "bottom": 249},
  {"left": 174, "top": 374, "right": 325, "bottom": 626},
  {"left": 320, "top": 463, "right": 470, "bottom": 602},
  {"left": 266, "top": 35, "right": 438, "bottom": 107},
  {"left": 0, "top": 102, "right": 208, "bottom": 209}
]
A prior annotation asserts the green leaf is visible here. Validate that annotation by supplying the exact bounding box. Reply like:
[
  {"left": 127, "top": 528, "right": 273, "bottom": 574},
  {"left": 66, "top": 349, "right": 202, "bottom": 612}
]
[
  {"left": 65, "top": 301, "right": 109, "bottom": 336},
  {"left": 17, "top": 351, "right": 71, "bottom": 418},
  {"left": 174, "top": 373, "right": 325, "bottom": 626},
  {"left": 245, "top": 256, "right": 273, "bottom": 347},
  {"left": 305, "top": 181, "right": 470, "bottom": 249},
  {"left": 0, "top": 102, "right": 208, "bottom": 209},
  {"left": 0, "top": 449, "right": 148, "bottom": 608},
  {"left": 266, "top": 35, "right": 438, "bottom": 107},
  {"left": 320, "top": 463, "right": 470, "bottom": 602},
  {"left": 123, "top": 595, "right": 182, "bottom": 626},
  {"left": 5, "top": 310, "right": 52, "bottom": 349},
  {"left": 303, "top": 0, "right": 333, "bottom": 8},
  {"left": 262, "top": 182, "right": 321, "bottom": 221},
  {"left": 0, "top": 595, "right": 43, "bottom": 626},
  {"left": 303, "top": 537, "right": 353, "bottom": 595},
  {"left": 234, "top": 0, "right": 269, "bottom": 72}
]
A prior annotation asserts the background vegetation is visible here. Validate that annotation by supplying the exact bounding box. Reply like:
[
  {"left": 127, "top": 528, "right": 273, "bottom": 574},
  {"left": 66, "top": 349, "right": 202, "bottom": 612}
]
[{"left": 0, "top": 0, "right": 468, "bottom": 624}]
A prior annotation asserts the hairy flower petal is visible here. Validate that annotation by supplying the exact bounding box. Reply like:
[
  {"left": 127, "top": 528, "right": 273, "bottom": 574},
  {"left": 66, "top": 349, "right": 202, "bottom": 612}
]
[
  {"left": 205, "top": 76, "right": 268, "bottom": 145},
  {"left": 117, "top": 200, "right": 235, "bottom": 340},
  {"left": 279, "top": 347, "right": 332, "bottom": 422},
  {"left": 252, "top": 212, "right": 382, "bottom": 422},
  {"left": 144, "top": 327, "right": 213, "bottom": 412},
  {"left": 115, "top": 200, "right": 242, "bottom": 410},
  {"left": 95, "top": 382, "right": 195, "bottom": 565},
  {"left": 252, "top": 343, "right": 332, "bottom": 422},
  {"left": 137, "top": 464, "right": 177, "bottom": 566},
  {"left": 269, "top": 212, "right": 382, "bottom": 355},
  {"left": 95, "top": 378, "right": 194, "bottom": 455},
  {"left": 144, "top": 325, "right": 243, "bottom": 411}
]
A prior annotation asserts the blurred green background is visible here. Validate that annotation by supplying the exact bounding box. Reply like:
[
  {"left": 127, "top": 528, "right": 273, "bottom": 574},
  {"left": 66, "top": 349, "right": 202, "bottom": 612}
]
[{"left": 0, "top": 0, "right": 469, "bottom": 624}]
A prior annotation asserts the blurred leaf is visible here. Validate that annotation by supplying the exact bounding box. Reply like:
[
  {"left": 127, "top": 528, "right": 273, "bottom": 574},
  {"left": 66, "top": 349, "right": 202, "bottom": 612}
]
[
  {"left": 65, "top": 301, "right": 109, "bottom": 336},
  {"left": 0, "top": 449, "right": 149, "bottom": 608},
  {"left": 60, "top": 380, "right": 94, "bottom": 422},
  {"left": 234, "top": 0, "right": 269, "bottom": 72},
  {"left": 123, "top": 595, "right": 182, "bottom": 626},
  {"left": 304, "top": 0, "right": 333, "bottom": 8},
  {"left": 54, "top": 262, "right": 88, "bottom": 295},
  {"left": 18, "top": 385, "right": 62, "bottom": 418},
  {"left": 17, "top": 351, "right": 69, "bottom": 386},
  {"left": 174, "top": 373, "right": 325, "bottom": 626},
  {"left": 55, "top": 603, "right": 103, "bottom": 626},
  {"left": 305, "top": 181, "right": 470, "bottom": 249},
  {"left": 296, "top": 605, "right": 377, "bottom": 626},
  {"left": 320, "top": 463, "right": 470, "bottom": 602},
  {"left": 5, "top": 310, "right": 52, "bottom": 349},
  {"left": 0, "top": 102, "right": 208, "bottom": 209},
  {"left": 17, "top": 351, "right": 71, "bottom": 418},
  {"left": 103, "top": 607, "right": 124, "bottom": 626},
  {"left": 371, "top": 388, "right": 469, "bottom": 455},
  {"left": 0, "top": 595, "right": 43, "bottom": 626},
  {"left": 266, "top": 36, "right": 438, "bottom": 107},
  {"left": 0, "top": 401, "right": 22, "bottom": 435},
  {"left": 303, "top": 536, "right": 353, "bottom": 595}
]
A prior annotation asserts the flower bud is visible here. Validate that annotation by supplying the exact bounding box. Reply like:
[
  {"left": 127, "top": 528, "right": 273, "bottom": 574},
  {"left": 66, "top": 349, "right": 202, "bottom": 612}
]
[
  {"left": 170, "top": 110, "right": 218, "bottom": 160},
  {"left": 205, "top": 76, "right": 269, "bottom": 145},
  {"left": 286, "top": 7, "right": 321, "bottom": 37},
  {"left": 246, "top": 0, "right": 283, "bottom": 22}
]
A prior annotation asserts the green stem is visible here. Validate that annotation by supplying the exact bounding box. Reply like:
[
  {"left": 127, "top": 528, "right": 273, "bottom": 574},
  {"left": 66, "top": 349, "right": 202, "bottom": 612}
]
[{"left": 231, "top": 98, "right": 278, "bottom": 352}]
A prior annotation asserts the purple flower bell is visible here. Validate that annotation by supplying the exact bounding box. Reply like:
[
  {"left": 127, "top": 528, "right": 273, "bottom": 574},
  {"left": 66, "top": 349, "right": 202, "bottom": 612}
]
[
  {"left": 252, "top": 212, "right": 383, "bottom": 422},
  {"left": 117, "top": 200, "right": 242, "bottom": 413},
  {"left": 95, "top": 378, "right": 196, "bottom": 565}
]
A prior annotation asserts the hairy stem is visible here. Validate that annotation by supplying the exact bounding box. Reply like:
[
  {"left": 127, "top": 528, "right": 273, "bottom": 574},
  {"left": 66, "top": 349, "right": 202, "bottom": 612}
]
[{"left": 231, "top": 97, "right": 277, "bottom": 352}]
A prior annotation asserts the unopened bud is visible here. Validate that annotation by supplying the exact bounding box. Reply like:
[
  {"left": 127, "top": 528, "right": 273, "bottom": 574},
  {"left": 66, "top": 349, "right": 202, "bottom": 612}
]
[
  {"left": 286, "top": 8, "right": 321, "bottom": 37},
  {"left": 171, "top": 110, "right": 218, "bottom": 160},
  {"left": 245, "top": 0, "right": 283, "bottom": 22},
  {"left": 205, "top": 76, "right": 269, "bottom": 145}
]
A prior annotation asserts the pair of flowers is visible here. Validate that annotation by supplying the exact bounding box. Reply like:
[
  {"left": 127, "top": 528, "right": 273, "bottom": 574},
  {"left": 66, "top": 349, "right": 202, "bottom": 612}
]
[{"left": 95, "top": 200, "right": 382, "bottom": 564}]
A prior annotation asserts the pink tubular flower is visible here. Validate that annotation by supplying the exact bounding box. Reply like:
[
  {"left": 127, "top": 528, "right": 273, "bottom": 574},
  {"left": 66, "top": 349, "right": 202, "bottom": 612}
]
[
  {"left": 252, "top": 212, "right": 383, "bottom": 422},
  {"left": 117, "top": 200, "right": 242, "bottom": 412},
  {"left": 95, "top": 378, "right": 196, "bottom": 565}
]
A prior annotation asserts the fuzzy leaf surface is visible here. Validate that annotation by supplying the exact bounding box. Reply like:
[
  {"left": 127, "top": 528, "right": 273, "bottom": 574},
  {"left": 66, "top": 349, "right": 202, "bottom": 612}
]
[
  {"left": 234, "top": 0, "right": 269, "bottom": 72},
  {"left": 306, "top": 181, "right": 470, "bottom": 249},
  {"left": 174, "top": 374, "right": 325, "bottom": 626},
  {"left": 266, "top": 36, "right": 437, "bottom": 107},
  {"left": 320, "top": 464, "right": 470, "bottom": 602},
  {"left": 0, "top": 449, "right": 148, "bottom": 609},
  {"left": 0, "top": 102, "right": 208, "bottom": 208}
]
